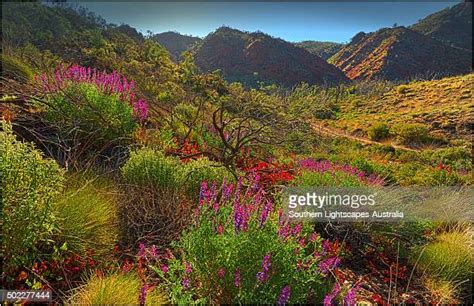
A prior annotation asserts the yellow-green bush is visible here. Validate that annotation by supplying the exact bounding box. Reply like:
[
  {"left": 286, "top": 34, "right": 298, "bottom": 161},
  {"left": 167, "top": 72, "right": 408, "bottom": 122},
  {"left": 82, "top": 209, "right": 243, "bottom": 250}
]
[
  {"left": 0, "top": 121, "right": 64, "bottom": 274},
  {"left": 367, "top": 122, "right": 390, "bottom": 141},
  {"left": 68, "top": 273, "right": 167, "bottom": 305},
  {"left": 180, "top": 157, "right": 235, "bottom": 198},
  {"left": 121, "top": 148, "right": 180, "bottom": 191},
  {"left": 393, "top": 123, "right": 430, "bottom": 145}
]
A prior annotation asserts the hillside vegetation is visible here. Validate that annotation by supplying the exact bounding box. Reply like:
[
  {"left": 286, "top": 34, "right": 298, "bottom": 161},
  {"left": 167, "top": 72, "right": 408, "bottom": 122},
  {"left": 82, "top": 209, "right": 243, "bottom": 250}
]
[
  {"left": 1, "top": 2, "right": 473, "bottom": 305},
  {"left": 411, "top": 2, "right": 472, "bottom": 50},
  {"left": 294, "top": 41, "right": 345, "bottom": 60},
  {"left": 151, "top": 31, "right": 202, "bottom": 61},
  {"left": 316, "top": 74, "right": 473, "bottom": 143}
]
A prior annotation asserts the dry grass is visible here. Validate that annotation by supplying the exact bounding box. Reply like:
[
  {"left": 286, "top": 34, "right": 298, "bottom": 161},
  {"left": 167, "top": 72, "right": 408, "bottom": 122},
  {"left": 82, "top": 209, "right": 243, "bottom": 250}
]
[
  {"left": 423, "top": 277, "right": 458, "bottom": 305},
  {"left": 68, "top": 272, "right": 167, "bottom": 305}
]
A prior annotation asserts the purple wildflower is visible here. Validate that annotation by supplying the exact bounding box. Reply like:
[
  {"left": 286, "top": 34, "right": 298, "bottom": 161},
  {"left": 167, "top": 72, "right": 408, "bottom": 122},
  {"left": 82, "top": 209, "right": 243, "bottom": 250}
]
[
  {"left": 185, "top": 262, "right": 192, "bottom": 274},
  {"left": 318, "top": 257, "right": 341, "bottom": 274},
  {"left": 38, "top": 64, "right": 149, "bottom": 121},
  {"left": 139, "top": 284, "right": 150, "bottom": 305},
  {"left": 160, "top": 265, "right": 169, "bottom": 273},
  {"left": 149, "top": 245, "right": 157, "bottom": 258},
  {"left": 277, "top": 285, "right": 291, "bottom": 305},
  {"left": 181, "top": 277, "right": 191, "bottom": 290},
  {"left": 138, "top": 242, "right": 146, "bottom": 259},
  {"left": 234, "top": 268, "right": 241, "bottom": 287},
  {"left": 323, "top": 282, "right": 341, "bottom": 306},
  {"left": 256, "top": 253, "right": 272, "bottom": 282},
  {"left": 291, "top": 223, "right": 302, "bottom": 236},
  {"left": 133, "top": 99, "right": 148, "bottom": 121},
  {"left": 259, "top": 199, "right": 272, "bottom": 227},
  {"left": 343, "top": 284, "right": 360, "bottom": 306}
]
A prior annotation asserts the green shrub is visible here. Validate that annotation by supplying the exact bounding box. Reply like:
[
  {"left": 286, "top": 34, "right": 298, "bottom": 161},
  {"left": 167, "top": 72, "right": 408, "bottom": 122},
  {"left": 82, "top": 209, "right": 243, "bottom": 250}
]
[
  {"left": 421, "top": 147, "right": 472, "bottom": 171},
  {"left": 44, "top": 83, "right": 137, "bottom": 151},
  {"left": 294, "top": 170, "right": 364, "bottom": 187},
  {"left": 367, "top": 123, "right": 390, "bottom": 141},
  {"left": 180, "top": 157, "right": 234, "bottom": 198},
  {"left": 0, "top": 121, "right": 64, "bottom": 274},
  {"left": 121, "top": 148, "right": 180, "bottom": 191},
  {"left": 415, "top": 168, "right": 466, "bottom": 186},
  {"left": 151, "top": 178, "right": 335, "bottom": 304},
  {"left": 414, "top": 231, "right": 473, "bottom": 284},
  {"left": 69, "top": 272, "right": 167, "bottom": 305},
  {"left": 1, "top": 54, "right": 34, "bottom": 82},
  {"left": 54, "top": 175, "right": 118, "bottom": 259},
  {"left": 392, "top": 123, "right": 430, "bottom": 145}
]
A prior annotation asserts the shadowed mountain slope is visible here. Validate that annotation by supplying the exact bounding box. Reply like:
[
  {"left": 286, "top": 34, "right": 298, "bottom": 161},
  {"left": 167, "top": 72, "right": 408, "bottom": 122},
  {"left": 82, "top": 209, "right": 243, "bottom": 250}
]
[
  {"left": 328, "top": 27, "right": 472, "bottom": 81},
  {"left": 193, "top": 27, "right": 348, "bottom": 87}
]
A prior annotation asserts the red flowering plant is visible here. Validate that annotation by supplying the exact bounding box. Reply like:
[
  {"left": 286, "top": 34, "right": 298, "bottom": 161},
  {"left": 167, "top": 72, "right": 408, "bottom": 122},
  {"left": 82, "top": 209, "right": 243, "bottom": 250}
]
[
  {"left": 240, "top": 157, "right": 296, "bottom": 187},
  {"left": 145, "top": 175, "right": 343, "bottom": 304},
  {"left": 11, "top": 247, "right": 100, "bottom": 293}
]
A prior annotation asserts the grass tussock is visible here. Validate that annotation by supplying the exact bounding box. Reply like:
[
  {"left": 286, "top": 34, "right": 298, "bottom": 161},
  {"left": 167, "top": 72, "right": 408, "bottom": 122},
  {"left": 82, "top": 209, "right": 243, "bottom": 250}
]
[
  {"left": 68, "top": 272, "right": 167, "bottom": 305},
  {"left": 54, "top": 173, "right": 119, "bottom": 258},
  {"left": 415, "top": 228, "right": 473, "bottom": 284}
]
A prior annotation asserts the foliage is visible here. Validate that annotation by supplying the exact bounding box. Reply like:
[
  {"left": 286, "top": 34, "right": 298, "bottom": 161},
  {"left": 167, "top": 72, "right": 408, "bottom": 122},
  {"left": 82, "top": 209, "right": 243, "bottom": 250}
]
[
  {"left": 1, "top": 54, "right": 34, "bottom": 82},
  {"left": 421, "top": 147, "right": 472, "bottom": 171},
  {"left": 414, "top": 230, "right": 473, "bottom": 284},
  {"left": 392, "top": 123, "right": 430, "bottom": 145},
  {"left": 54, "top": 174, "right": 118, "bottom": 259},
  {"left": 180, "top": 157, "right": 234, "bottom": 198},
  {"left": 150, "top": 177, "right": 340, "bottom": 304},
  {"left": 69, "top": 272, "right": 167, "bottom": 305},
  {"left": 295, "top": 158, "right": 385, "bottom": 186},
  {"left": 43, "top": 83, "right": 137, "bottom": 152},
  {"left": 121, "top": 148, "right": 180, "bottom": 191},
  {"left": 294, "top": 41, "right": 344, "bottom": 60},
  {"left": 0, "top": 121, "right": 64, "bottom": 275},
  {"left": 367, "top": 123, "right": 390, "bottom": 141}
]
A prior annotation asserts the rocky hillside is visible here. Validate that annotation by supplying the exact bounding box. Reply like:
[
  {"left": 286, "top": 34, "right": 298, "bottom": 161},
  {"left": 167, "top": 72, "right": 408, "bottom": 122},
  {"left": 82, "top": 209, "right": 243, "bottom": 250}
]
[
  {"left": 151, "top": 31, "right": 201, "bottom": 60},
  {"left": 294, "top": 41, "right": 344, "bottom": 60},
  {"left": 328, "top": 27, "right": 472, "bottom": 81},
  {"left": 411, "top": 2, "right": 472, "bottom": 51},
  {"left": 193, "top": 27, "right": 348, "bottom": 87}
]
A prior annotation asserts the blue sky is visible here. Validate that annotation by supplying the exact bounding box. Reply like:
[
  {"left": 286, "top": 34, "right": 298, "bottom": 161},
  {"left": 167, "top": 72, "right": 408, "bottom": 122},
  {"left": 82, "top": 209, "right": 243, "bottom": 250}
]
[{"left": 78, "top": 2, "right": 460, "bottom": 43}]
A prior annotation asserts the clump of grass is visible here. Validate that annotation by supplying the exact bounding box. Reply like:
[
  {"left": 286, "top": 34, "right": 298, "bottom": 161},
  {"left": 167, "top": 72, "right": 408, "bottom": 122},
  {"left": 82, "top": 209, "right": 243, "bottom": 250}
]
[
  {"left": 415, "top": 229, "right": 473, "bottom": 284},
  {"left": 423, "top": 277, "right": 458, "bottom": 305},
  {"left": 69, "top": 272, "right": 167, "bottom": 305},
  {"left": 54, "top": 174, "right": 119, "bottom": 259},
  {"left": 1, "top": 54, "right": 34, "bottom": 82}
]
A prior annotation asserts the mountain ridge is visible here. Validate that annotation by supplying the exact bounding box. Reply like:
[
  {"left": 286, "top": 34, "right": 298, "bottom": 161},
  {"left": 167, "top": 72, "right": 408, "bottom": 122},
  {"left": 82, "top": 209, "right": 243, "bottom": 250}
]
[
  {"left": 328, "top": 26, "right": 472, "bottom": 81},
  {"left": 193, "top": 27, "right": 348, "bottom": 87},
  {"left": 410, "top": 2, "right": 472, "bottom": 51},
  {"left": 151, "top": 31, "right": 202, "bottom": 61}
]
